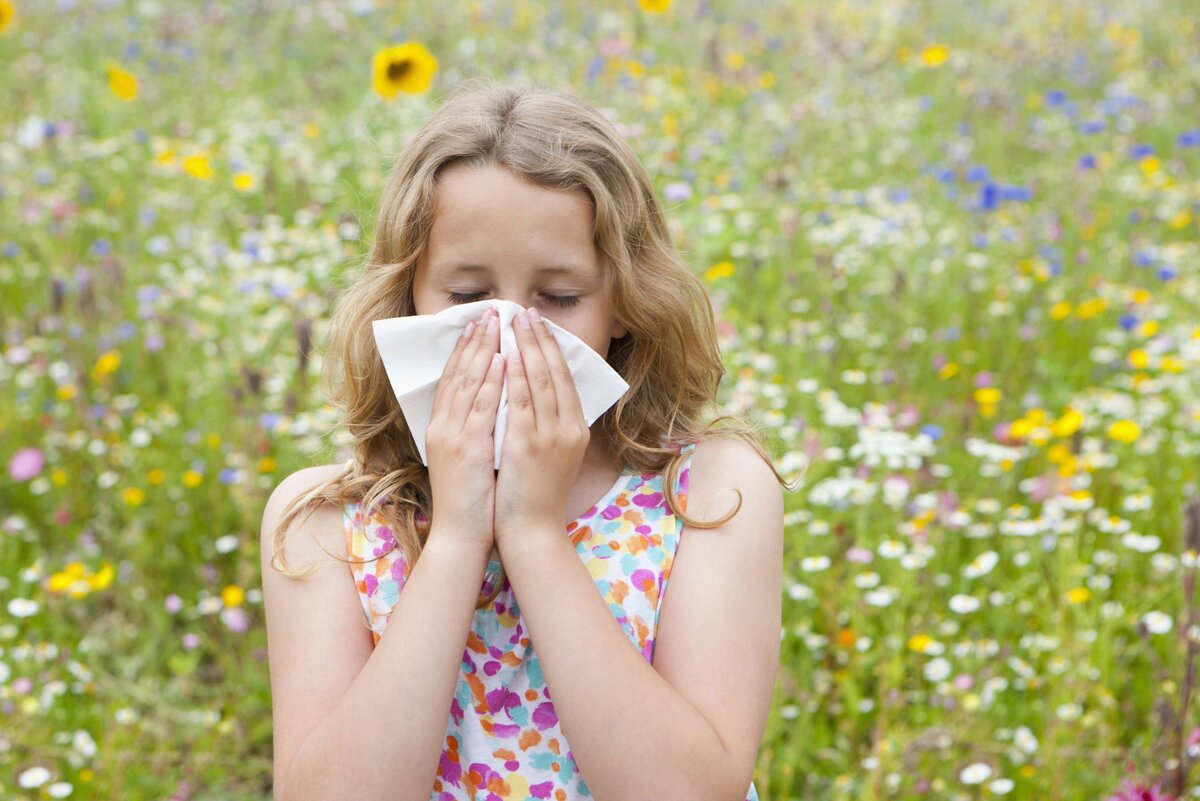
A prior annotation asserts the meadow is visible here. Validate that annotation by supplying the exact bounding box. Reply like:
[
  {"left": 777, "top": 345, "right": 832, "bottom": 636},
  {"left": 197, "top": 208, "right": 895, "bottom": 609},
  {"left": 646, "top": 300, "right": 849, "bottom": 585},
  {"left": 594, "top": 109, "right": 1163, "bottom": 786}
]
[{"left": 2, "top": 0, "right": 1199, "bottom": 798}]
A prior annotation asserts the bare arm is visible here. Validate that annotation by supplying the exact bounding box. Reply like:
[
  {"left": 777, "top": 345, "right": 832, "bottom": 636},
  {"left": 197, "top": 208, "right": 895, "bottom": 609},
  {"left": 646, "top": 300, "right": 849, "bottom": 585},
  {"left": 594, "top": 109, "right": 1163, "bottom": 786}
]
[{"left": 263, "top": 473, "right": 491, "bottom": 801}]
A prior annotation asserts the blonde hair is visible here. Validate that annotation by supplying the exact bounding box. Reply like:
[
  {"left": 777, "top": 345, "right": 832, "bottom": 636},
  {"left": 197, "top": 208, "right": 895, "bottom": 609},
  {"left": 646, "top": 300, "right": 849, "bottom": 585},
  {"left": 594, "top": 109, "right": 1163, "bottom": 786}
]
[{"left": 269, "top": 77, "right": 798, "bottom": 612}]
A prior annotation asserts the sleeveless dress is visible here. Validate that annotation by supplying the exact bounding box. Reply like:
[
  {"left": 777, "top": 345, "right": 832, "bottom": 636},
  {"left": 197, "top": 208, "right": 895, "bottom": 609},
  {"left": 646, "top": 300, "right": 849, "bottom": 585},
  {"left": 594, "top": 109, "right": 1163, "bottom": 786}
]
[{"left": 342, "top": 442, "right": 761, "bottom": 801}]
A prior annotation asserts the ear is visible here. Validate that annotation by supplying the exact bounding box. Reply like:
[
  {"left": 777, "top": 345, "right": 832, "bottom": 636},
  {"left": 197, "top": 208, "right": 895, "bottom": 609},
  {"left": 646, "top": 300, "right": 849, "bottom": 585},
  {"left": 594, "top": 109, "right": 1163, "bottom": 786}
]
[{"left": 611, "top": 320, "right": 629, "bottom": 340}]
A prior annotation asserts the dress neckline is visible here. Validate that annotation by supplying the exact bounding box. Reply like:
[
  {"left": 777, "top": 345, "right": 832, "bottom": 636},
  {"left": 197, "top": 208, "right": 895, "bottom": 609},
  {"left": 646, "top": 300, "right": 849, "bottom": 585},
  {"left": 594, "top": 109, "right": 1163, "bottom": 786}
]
[{"left": 486, "top": 466, "right": 635, "bottom": 570}]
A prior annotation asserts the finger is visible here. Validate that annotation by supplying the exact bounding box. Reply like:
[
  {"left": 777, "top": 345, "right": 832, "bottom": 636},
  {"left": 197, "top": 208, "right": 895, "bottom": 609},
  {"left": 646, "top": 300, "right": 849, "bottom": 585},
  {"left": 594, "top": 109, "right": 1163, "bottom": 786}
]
[
  {"left": 464, "top": 349, "right": 506, "bottom": 434},
  {"left": 527, "top": 309, "right": 582, "bottom": 423},
  {"left": 431, "top": 314, "right": 480, "bottom": 419},
  {"left": 505, "top": 336, "right": 535, "bottom": 431},
  {"left": 449, "top": 308, "right": 500, "bottom": 426},
  {"left": 514, "top": 308, "right": 557, "bottom": 422}
]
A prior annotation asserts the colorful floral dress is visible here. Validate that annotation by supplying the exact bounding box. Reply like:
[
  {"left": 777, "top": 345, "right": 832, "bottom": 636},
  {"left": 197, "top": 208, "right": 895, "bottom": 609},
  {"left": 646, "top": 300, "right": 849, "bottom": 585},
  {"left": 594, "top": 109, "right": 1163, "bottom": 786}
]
[{"left": 343, "top": 442, "right": 760, "bottom": 800}]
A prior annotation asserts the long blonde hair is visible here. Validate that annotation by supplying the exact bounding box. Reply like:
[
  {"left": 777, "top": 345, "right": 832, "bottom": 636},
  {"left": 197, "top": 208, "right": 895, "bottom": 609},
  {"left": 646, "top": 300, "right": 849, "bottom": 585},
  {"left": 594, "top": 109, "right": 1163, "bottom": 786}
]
[{"left": 268, "top": 77, "right": 798, "bottom": 612}]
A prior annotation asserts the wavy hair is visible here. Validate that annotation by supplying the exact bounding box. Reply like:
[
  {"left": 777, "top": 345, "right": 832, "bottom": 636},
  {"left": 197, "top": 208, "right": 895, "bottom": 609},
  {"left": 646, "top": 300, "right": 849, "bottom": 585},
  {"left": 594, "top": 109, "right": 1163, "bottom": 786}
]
[{"left": 268, "top": 77, "right": 798, "bottom": 615}]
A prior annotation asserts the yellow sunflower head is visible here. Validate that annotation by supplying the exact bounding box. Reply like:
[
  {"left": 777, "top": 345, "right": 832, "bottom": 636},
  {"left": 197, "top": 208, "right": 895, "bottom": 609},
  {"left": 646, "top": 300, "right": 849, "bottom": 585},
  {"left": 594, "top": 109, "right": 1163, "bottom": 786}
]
[
  {"left": 0, "top": 0, "right": 16, "bottom": 34},
  {"left": 372, "top": 42, "right": 438, "bottom": 100}
]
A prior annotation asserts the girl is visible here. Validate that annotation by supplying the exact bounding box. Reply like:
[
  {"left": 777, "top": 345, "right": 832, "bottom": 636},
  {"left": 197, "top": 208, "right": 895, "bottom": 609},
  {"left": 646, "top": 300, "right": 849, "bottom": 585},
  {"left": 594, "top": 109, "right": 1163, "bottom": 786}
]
[{"left": 261, "top": 78, "right": 789, "bottom": 801}]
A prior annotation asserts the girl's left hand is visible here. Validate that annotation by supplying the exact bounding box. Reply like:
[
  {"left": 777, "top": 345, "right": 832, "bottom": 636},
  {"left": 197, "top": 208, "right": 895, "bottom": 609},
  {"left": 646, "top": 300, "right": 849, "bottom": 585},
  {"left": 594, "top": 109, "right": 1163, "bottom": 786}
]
[{"left": 494, "top": 306, "right": 590, "bottom": 549}]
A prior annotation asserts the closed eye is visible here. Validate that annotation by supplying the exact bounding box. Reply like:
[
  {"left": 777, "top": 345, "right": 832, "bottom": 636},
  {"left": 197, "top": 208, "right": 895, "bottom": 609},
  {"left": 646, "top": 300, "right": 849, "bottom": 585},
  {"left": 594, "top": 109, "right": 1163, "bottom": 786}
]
[{"left": 447, "top": 292, "right": 580, "bottom": 308}]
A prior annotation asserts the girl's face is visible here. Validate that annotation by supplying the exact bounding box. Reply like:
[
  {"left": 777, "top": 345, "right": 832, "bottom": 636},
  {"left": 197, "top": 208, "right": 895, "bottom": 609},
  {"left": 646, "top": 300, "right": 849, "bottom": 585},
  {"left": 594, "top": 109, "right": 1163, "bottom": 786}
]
[{"left": 412, "top": 163, "right": 628, "bottom": 362}]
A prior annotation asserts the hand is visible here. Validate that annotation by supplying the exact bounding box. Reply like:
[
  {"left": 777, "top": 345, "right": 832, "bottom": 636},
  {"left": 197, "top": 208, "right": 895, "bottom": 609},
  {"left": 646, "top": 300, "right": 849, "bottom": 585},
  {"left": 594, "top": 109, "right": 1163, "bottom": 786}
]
[
  {"left": 424, "top": 307, "right": 505, "bottom": 551},
  {"left": 494, "top": 307, "right": 590, "bottom": 549}
]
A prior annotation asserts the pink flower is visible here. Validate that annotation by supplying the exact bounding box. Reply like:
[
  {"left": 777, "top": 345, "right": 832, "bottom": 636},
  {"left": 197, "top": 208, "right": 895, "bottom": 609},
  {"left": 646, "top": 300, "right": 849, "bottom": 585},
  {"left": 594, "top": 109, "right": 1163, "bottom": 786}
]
[
  {"left": 1104, "top": 777, "right": 1174, "bottom": 801},
  {"left": 8, "top": 447, "right": 45, "bottom": 482}
]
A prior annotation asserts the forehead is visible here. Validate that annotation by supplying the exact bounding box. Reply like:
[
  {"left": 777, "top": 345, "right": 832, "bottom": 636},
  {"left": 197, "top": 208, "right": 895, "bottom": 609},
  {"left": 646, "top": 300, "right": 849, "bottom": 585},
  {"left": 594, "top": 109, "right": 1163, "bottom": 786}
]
[{"left": 425, "top": 163, "right": 599, "bottom": 275}]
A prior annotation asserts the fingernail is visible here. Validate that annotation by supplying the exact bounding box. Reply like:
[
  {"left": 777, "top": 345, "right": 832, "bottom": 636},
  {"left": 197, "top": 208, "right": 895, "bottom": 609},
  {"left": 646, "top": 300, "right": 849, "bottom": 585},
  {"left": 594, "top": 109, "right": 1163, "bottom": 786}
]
[
  {"left": 527, "top": 307, "right": 541, "bottom": 324},
  {"left": 486, "top": 313, "right": 497, "bottom": 333},
  {"left": 517, "top": 309, "right": 531, "bottom": 329},
  {"left": 463, "top": 321, "right": 476, "bottom": 339}
]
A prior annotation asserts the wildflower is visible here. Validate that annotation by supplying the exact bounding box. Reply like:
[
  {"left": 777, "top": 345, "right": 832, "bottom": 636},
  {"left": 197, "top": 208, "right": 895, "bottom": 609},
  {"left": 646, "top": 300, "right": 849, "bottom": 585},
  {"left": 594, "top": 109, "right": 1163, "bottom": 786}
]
[
  {"left": 1104, "top": 777, "right": 1174, "bottom": 801},
  {"left": 704, "top": 261, "right": 734, "bottom": 282},
  {"left": 1107, "top": 419, "right": 1141, "bottom": 443},
  {"left": 221, "top": 585, "right": 245, "bottom": 607},
  {"left": 638, "top": 0, "right": 672, "bottom": 11},
  {"left": 1140, "top": 611, "right": 1173, "bottom": 634},
  {"left": 9, "top": 447, "right": 45, "bottom": 481},
  {"left": 0, "top": 1, "right": 15, "bottom": 34},
  {"left": 371, "top": 42, "right": 437, "bottom": 99},
  {"left": 233, "top": 172, "right": 256, "bottom": 191},
  {"left": 1051, "top": 408, "right": 1083, "bottom": 437},
  {"left": 183, "top": 153, "right": 213, "bottom": 180},
  {"left": 959, "top": 763, "right": 992, "bottom": 784},
  {"left": 1067, "top": 587, "right": 1090, "bottom": 604},
  {"left": 92, "top": 350, "right": 120, "bottom": 379},
  {"left": 920, "top": 44, "right": 949, "bottom": 67},
  {"left": 106, "top": 61, "right": 138, "bottom": 101}
]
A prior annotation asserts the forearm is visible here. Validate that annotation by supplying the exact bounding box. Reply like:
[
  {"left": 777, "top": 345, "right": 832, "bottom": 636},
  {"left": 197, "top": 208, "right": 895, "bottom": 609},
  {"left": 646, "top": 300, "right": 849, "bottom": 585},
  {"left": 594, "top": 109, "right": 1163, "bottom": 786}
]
[
  {"left": 499, "top": 529, "right": 740, "bottom": 801},
  {"left": 280, "top": 534, "right": 491, "bottom": 801}
]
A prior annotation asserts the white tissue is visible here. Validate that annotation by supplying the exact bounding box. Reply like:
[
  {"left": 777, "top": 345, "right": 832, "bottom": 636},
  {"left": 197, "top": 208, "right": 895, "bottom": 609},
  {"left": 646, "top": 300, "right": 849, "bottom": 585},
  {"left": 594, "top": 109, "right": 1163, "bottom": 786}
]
[{"left": 372, "top": 299, "right": 630, "bottom": 469}]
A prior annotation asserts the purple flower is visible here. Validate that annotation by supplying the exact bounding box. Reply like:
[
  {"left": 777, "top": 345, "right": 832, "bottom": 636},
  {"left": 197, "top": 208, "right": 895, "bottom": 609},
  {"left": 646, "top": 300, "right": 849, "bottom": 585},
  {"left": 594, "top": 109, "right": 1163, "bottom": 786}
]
[
  {"left": 662, "top": 182, "right": 692, "bottom": 202},
  {"left": 165, "top": 594, "right": 183, "bottom": 614},
  {"left": 8, "top": 448, "right": 45, "bottom": 482},
  {"left": 220, "top": 607, "right": 249, "bottom": 633},
  {"left": 1104, "top": 777, "right": 1174, "bottom": 801},
  {"left": 182, "top": 633, "right": 200, "bottom": 650}
]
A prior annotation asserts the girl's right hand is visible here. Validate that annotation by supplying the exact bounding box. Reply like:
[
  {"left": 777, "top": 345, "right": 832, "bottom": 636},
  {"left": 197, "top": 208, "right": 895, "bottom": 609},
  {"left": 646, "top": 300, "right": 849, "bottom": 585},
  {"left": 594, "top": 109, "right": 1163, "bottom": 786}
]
[{"left": 424, "top": 307, "right": 505, "bottom": 552}]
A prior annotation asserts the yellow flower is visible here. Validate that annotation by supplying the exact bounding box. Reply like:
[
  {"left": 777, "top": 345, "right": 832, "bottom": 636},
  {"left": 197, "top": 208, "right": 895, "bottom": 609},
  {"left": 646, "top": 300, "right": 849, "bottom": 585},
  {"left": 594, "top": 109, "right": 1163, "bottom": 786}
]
[
  {"left": 90, "top": 563, "right": 114, "bottom": 590},
  {"left": 1107, "top": 419, "right": 1141, "bottom": 443},
  {"left": 974, "top": 387, "right": 1001, "bottom": 406},
  {"left": 1139, "top": 156, "right": 1160, "bottom": 176},
  {"left": 122, "top": 487, "right": 145, "bottom": 507},
  {"left": 704, "top": 261, "right": 734, "bottom": 282},
  {"left": 222, "top": 585, "right": 246, "bottom": 608},
  {"left": 1127, "top": 349, "right": 1149, "bottom": 369},
  {"left": 147, "top": 468, "right": 165, "bottom": 485},
  {"left": 939, "top": 362, "right": 959, "bottom": 379},
  {"left": 183, "top": 469, "right": 203, "bottom": 487},
  {"left": 302, "top": 122, "right": 320, "bottom": 139},
  {"left": 1067, "top": 587, "right": 1090, "bottom": 604},
  {"left": 1138, "top": 319, "right": 1158, "bottom": 337},
  {"left": 183, "top": 153, "right": 213, "bottom": 180},
  {"left": 371, "top": 42, "right": 437, "bottom": 99},
  {"left": 106, "top": 61, "right": 139, "bottom": 101},
  {"left": 907, "top": 634, "right": 934, "bottom": 653},
  {"left": 920, "top": 44, "right": 950, "bottom": 67},
  {"left": 56, "top": 384, "right": 77, "bottom": 400},
  {"left": 0, "top": 1, "right": 16, "bottom": 34},
  {"left": 1075, "top": 297, "right": 1107, "bottom": 319},
  {"left": 93, "top": 350, "right": 120, "bottom": 380},
  {"left": 154, "top": 147, "right": 175, "bottom": 166},
  {"left": 258, "top": 456, "right": 277, "bottom": 474},
  {"left": 758, "top": 71, "right": 776, "bottom": 89},
  {"left": 1050, "top": 301, "right": 1072, "bottom": 320},
  {"left": 638, "top": 0, "right": 672, "bottom": 11},
  {"left": 233, "top": 172, "right": 256, "bottom": 192},
  {"left": 1051, "top": 408, "right": 1083, "bottom": 437},
  {"left": 1009, "top": 418, "right": 1034, "bottom": 438},
  {"left": 724, "top": 51, "right": 745, "bottom": 70}
]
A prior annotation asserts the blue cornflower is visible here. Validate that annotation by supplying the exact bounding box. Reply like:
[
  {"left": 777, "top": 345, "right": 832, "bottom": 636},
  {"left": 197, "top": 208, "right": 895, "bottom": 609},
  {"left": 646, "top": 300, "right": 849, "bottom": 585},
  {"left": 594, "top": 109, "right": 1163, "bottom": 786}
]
[
  {"left": 1118, "top": 314, "right": 1139, "bottom": 331},
  {"left": 920, "top": 424, "right": 943, "bottom": 442},
  {"left": 1078, "top": 154, "right": 1096, "bottom": 170},
  {"left": 1080, "top": 120, "right": 1106, "bottom": 134},
  {"left": 1177, "top": 129, "right": 1200, "bottom": 148},
  {"left": 1129, "top": 143, "right": 1155, "bottom": 160}
]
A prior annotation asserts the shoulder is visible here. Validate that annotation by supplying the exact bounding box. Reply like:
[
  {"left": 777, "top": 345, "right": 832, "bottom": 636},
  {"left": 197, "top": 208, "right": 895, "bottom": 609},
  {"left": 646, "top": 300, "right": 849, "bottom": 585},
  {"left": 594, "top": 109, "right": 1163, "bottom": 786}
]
[
  {"left": 261, "top": 462, "right": 354, "bottom": 569},
  {"left": 682, "top": 437, "right": 783, "bottom": 525}
]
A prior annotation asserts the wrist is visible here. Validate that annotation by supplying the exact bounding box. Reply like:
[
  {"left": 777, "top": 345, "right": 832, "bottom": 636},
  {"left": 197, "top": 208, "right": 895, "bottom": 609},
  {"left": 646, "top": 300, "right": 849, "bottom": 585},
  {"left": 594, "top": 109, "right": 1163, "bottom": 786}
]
[{"left": 495, "top": 522, "right": 563, "bottom": 557}]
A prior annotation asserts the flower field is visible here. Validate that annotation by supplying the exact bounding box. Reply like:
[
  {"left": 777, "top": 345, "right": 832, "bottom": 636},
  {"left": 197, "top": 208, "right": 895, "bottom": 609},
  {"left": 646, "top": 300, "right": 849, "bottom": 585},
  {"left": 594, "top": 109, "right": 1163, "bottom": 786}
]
[{"left": 2, "top": 0, "right": 1199, "bottom": 798}]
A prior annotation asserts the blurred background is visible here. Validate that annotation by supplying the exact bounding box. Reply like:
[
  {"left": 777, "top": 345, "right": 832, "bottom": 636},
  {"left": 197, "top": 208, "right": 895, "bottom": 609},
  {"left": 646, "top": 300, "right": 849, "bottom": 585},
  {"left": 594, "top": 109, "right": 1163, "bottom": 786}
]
[{"left": 2, "top": 0, "right": 1199, "bottom": 798}]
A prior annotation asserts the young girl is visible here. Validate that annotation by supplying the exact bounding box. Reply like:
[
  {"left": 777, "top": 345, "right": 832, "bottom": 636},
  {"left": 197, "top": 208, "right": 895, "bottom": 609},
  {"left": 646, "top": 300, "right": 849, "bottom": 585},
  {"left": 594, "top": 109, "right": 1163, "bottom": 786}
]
[{"left": 261, "top": 78, "right": 788, "bottom": 801}]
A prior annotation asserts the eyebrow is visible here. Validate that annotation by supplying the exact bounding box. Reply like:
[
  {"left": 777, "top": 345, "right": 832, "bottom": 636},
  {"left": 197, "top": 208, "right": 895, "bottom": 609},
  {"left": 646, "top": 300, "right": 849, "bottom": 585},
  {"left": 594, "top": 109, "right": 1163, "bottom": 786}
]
[{"left": 438, "top": 263, "right": 593, "bottom": 278}]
